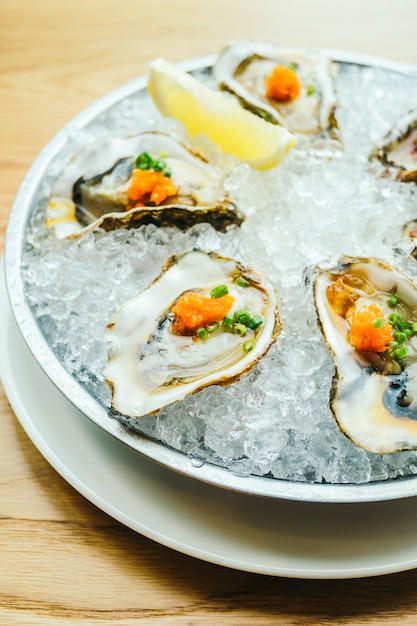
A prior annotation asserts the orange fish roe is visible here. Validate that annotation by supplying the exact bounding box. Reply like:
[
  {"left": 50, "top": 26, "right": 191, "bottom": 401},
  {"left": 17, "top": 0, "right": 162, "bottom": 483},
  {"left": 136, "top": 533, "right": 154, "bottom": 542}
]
[
  {"left": 127, "top": 169, "right": 177, "bottom": 207},
  {"left": 171, "top": 291, "right": 234, "bottom": 336},
  {"left": 265, "top": 65, "right": 301, "bottom": 103},
  {"left": 349, "top": 303, "right": 394, "bottom": 353}
]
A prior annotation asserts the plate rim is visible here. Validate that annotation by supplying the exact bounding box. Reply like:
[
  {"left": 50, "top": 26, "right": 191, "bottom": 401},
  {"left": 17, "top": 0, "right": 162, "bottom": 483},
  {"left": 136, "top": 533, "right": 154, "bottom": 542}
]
[{"left": 5, "top": 261, "right": 417, "bottom": 580}]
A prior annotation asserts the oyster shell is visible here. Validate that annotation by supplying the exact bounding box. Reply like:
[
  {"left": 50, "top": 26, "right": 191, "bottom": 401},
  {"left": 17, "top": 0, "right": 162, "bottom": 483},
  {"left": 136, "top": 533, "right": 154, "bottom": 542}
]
[
  {"left": 45, "top": 131, "right": 243, "bottom": 238},
  {"left": 369, "top": 109, "right": 417, "bottom": 182},
  {"left": 104, "top": 249, "right": 281, "bottom": 419},
  {"left": 314, "top": 256, "right": 417, "bottom": 453},
  {"left": 213, "top": 41, "right": 341, "bottom": 147}
]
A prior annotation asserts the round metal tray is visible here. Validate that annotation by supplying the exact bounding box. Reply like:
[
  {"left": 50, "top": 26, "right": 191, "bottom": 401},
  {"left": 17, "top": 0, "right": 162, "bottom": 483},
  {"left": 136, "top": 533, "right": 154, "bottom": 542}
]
[{"left": 5, "top": 50, "right": 417, "bottom": 504}]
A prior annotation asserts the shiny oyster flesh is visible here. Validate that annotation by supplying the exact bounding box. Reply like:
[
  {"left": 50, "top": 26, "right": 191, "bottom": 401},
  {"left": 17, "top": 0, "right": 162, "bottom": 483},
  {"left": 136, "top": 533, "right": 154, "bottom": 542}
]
[
  {"left": 369, "top": 109, "right": 417, "bottom": 183},
  {"left": 104, "top": 249, "right": 281, "bottom": 419},
  {"left": 45, "top": 131, "right": 242, "bottom": 238},
  {"left": 314, "top": 257, "right": 417, "bottom": 453},
  {"left": 213, "top": 41, "right": 341, "bottom": 147}
]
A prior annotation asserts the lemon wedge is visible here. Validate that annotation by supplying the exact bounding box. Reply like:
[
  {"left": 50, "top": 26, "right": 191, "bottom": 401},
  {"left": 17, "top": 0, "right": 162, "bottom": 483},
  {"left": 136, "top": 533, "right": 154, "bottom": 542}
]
[{"left": 147, "top": 58, "right": 297, "bottom": 170}]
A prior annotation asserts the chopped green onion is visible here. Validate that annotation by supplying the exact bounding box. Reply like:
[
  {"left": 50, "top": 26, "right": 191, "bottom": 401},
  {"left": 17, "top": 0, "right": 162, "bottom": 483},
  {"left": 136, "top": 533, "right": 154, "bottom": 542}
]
[
  {"left": 134, "top": 151, "right": 171, "bottom": 176},
  {"left": 233, "top": 323, "right": 247, "bottom": 337},
  {"left": 397, "top": 321, "right": 413, "bottom": 333},
  {"left": 196, "top": 327, "right": 208, "bottom": 340},
  {"left": 234, "top": 310, "right": 251, "bottom": 325},
  {"left": 306, "top": 85, "right": 315, "bottom": 96},
  {"left": 389, "top": 312, "right": 402, "bottom": 326},
  {"left": 388, "top": 341, "right": 399, "bottom": 352},
  {"left": 152, "top": 158, "right": 165, "bottom": 172},
  {"left": 394, "top": 345, "right": 409, "bottom": 359},
  {"left": 247, "top": 315, "right": 263, "bottom": 330},
  {"left": 242, "top": 339, "right": 255, "bottom": 352},
  {"left": 387, "top": 295, "right": 399, "bottom": 307},
  {"left": 288, "top": 62, "right": 298, "bottom": 72},
  {"left": 393, "top": 331, "right": 407, "bottom": 344},
  {"left": 135, "top": 152, "right": 153, "bottom": 169},
  {"left": 373, "top": 318, "right": 385, "bottom": 329},
  {"left": 210, "top": 284, "right": 229, "bottom": 298},
  {"left": 404, "top": 328, "right": 415, "bottom": 337},
  {"left": 223, "top": 312, "right": 234, "bottom": 328},
  {"left": 159, "top": 150, "right": 168, "bottom": 158},
  {"left": 236, "top": 276, "right": 250, "bottom": 288},
  {"left": 412, "top": 322, "right": 417, "bottom": 332},
  {"left": 164, "top": 168, "right": 172, "bottom": 178},
  {"left": 206, "top": 321, "right": 219, "bottom": 334}
]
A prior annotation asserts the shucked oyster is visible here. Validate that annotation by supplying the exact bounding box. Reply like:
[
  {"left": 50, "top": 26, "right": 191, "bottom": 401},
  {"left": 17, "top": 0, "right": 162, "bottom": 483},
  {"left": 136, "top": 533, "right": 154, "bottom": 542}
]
[
  {"left": 369, "top": 109, "right": 417, "bottom": 183},
  {"left": 314, "top": 257, "right": 417, "bottom": 453},
  {"left": 105, "top": 249, "right": 281, "bottom": 419},
  {"left": 213, "top": 41, "right": 341, "bottom": 148},
  {"left": 46, "top": 131, "right": 242, "bottom": 238}
]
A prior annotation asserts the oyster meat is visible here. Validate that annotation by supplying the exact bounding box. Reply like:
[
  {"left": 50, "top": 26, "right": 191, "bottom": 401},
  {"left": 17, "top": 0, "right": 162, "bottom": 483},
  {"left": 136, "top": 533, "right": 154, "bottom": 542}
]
[
  {"left": 46, "top": 131, "right": 243, "bottom": 238},
  {"left": 213, "top": 41, "right": 341, "bottom": 146},
  {"left": 369, "top": 109, "right": 417, "bottom": 183},
  {"left": 104, "top": 249, "right": 281, "bottom": 419},
  {"left": 314, "top": 257, "right": 417, "bottom": 453}
]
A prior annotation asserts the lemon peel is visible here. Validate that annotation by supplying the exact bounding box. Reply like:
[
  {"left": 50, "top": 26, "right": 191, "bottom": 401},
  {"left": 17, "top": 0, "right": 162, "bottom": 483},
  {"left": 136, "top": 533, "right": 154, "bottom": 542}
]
[{"left": 147, "top": 58, "right": 297, "bottom": 170}]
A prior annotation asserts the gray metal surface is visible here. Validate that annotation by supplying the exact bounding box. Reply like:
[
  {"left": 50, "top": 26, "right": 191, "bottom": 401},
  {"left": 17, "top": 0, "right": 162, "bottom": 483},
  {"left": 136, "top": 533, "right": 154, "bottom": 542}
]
[{"left": 5, "top": 51, "right": 417, "bottom": 504}]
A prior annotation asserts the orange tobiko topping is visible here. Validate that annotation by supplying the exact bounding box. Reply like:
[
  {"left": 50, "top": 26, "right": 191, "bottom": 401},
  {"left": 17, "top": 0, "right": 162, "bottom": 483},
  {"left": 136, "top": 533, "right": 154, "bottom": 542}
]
[
  {"left": 265, "top": 65, "right": 301, "bottom": 103},
  {"left": 349, "top": 303, "right": 394, "bottom": 353},
  {"left": 171, "top": 291, "right": 234, "bottom": 336},
  {"left": 127, "top": 169, "right": 177, "bottom": 207}
]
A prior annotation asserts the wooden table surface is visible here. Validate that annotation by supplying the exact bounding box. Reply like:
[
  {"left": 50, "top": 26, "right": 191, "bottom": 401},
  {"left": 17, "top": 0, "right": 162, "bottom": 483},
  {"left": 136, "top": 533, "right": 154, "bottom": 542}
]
[{"left": 3, "top": 0, "right": 417, "bottom": 623}]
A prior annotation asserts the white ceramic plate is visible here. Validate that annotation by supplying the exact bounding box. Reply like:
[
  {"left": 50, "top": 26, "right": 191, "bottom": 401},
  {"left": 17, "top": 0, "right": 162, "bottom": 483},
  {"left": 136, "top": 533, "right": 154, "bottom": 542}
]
[{"left": 3, "top": 262, "right": 417, "bottom": 579}]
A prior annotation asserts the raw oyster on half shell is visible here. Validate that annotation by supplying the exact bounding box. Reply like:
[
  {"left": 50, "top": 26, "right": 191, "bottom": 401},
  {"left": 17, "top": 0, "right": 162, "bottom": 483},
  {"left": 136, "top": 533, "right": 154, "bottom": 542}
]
[
  {"left": 213, "top": 41, "right": 341, "bottom": 149},
  {"left": 369, "top": 109, "right": 417, "bottom": 183},
  {"left": 104, "top": 249, "right": 281, "bottom": 419},
  {"left": 45, "top": 131, "right": 242, "bottom": 238},
  {"left": 314, "top": 256, "right": 417, "bottom": 453}
]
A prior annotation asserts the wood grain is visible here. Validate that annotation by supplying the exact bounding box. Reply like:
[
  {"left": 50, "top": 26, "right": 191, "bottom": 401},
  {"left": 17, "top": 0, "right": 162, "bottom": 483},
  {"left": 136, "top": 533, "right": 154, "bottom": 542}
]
[{"left": 2, "top": 0, "right": 417, "bottom": 623}]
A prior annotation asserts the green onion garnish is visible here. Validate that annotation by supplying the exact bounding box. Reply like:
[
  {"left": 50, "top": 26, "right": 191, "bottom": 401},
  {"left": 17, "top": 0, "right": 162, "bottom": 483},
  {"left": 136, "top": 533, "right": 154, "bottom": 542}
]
[
  {"left": 196, "top": 327, "right": 208, "bottom": 340},
  {"left": 236, "top": 276, "right": 250, "bottom": 288},
  {"left": 373, "top": 318, "right": 385, "bottom": 329},
  {"left": 389, "top": 312, "right": 402, "bottom": 326},
  {"left": 234, "top": 310, "right": 251, "bottom": 325},
  {"left": 394, "top": 345, "right": 409, "bottom": 359},
  {"left": 247, "top": 315, "right": 263, "bottom": 330},
  {"left": 210, "top": 284, "right": 229, "bottom": 298},
  {"left": 152, "top": 158, "right": 165, "bottom": 172},
  {"left": 387, "top": 295, "right": 399, "bottom": 307},
  {"left": 306, "top": 85, "right": 315, "bottom": 96},
  {"left": 288, "top": 62, "right": 298, "bottom": 72},
  {"left": 135, "top": 152, "right": 153, "bottom": 169},
  {"left": 242, "top": 339, "right": 255, "bottom": 352},
  {"left": 206, "top": 321, "right": 219, "bottom": 333},
  {"left": 134, "top": 151, "right": 171, "bottom": 176},
  {"left": 393, "top": 331, "right": 407, "bottom": 344},
  {"left": 233, "top": 323, "right": 247, "bottom": 337},
  {"left": 412, "top": 322, "right": 417, "bottom": 332},
  {"left": 223, "top": 312, "right": 234, "bottom": 328}
]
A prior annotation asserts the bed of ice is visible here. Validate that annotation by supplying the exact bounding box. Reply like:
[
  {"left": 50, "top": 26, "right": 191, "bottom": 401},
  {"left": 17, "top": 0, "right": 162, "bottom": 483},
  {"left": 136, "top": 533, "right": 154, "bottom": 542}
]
[{"left": 21, "top": 60, "right": 417, "bottom": 485}]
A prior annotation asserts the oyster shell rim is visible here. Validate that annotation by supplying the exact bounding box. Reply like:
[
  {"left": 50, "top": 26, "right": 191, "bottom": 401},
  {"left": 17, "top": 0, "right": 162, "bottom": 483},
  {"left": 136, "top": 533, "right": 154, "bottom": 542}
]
[{"left": 5, "top": 50, "right": 417, "bottom": 504}]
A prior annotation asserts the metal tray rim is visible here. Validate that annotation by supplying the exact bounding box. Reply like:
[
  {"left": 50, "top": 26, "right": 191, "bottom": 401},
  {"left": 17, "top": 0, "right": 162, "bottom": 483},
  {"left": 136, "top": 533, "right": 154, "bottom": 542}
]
[{"left": 5, "top": 49, "right": 417, "bottom": 504}]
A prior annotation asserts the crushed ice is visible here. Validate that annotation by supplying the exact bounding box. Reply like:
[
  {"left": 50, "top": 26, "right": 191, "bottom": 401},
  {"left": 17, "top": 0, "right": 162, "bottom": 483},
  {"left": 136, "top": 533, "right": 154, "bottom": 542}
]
[{"left": 21, "top": 61, "right": 417, "bottom": 484}]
